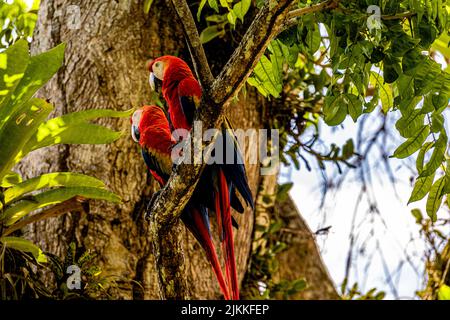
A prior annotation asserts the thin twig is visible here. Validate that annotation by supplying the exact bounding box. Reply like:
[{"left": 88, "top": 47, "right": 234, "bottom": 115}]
[
  {"left": 382, "top": 11, "right": 415, "bottom": 20},
  {"left": 287, "top": 0, "right": 339, "bottom": 19},
  {"left": 284, "top": 0, "right": 340, "bottom": 30}
]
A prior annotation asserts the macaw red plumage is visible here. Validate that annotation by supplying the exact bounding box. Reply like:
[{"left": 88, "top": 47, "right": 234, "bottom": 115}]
[
  {"left": 131, "top": 105, "right": 231, "bottom": 299},
  {"left": 147, "top": 56, "right": 254, "bottom": 300}
]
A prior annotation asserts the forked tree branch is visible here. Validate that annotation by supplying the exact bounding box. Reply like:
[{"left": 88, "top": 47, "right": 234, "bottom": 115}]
[{"left": 148, "top": 0, "right": 336, "bottom": 300}]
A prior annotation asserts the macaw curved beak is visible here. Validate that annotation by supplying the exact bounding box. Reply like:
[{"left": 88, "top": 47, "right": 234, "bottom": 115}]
[
  {"left": 149, "top": 72, "right": 163, "bottom": 93},
  {"left": 131, "top": 124, "right": 140, "bottom": 143},
  {"left": 131, "top": 109, "right": 143, "bottom": 143}
]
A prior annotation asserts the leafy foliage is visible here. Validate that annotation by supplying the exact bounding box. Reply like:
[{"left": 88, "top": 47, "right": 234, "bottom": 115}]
[
  {"left": 44, "top": 242, "right": 129, "bottom": 299},
  {"left": 197, "top": 0, "right": 252, "bottom": 43},
  {"left": 248, "top": 0, "right": 450, "bottom": 221},
  {"left": 0, "top": 0, "right": 39, "bottom": 49},
  {"left": 341, "top": 280, "right": 386, "bottom": 300},
  {"left": 0, "top": 39, "right": 130, "bottom": 299}
]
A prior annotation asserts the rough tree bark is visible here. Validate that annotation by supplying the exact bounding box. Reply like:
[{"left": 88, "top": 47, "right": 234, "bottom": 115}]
[{"left": 20, "top": 0, "right": 338, "bottom": 299}]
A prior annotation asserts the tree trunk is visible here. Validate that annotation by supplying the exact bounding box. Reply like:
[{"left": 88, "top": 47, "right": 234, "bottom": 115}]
[
  {"left": 21, "top": 0, "right": 337, "bottom": 299},
  {"left": 274, "top": 195, "right": 339, "bottom": 299}
]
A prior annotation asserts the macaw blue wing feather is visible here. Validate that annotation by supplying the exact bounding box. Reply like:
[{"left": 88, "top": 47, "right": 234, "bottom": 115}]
[
  {"left": 221, "top": 123, "right": 254, "bottom": 210},
  {"left": 142, "top": 147, "right": 171, "bottom": 183},
  {"left": 179, "top": 95, "right": 197, "bottom": 126}
]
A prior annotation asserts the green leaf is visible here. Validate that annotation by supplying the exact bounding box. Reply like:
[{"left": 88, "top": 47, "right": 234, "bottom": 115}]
[
  {"left": 418, "top": 19, "right": 437, "bottom": 48},
  {"left": 413, "top": 60, "right": 443, "bottom": 96},
  {"left": 416, "top": 142, "right": 434, "bottom": 172},
  {"left": 426, "top": 176, "right": 446, "bottom": 222},
  {"left": 200, "top": 25, "right": 223, "bottom": 44},
  {"left": 432, "top": 33, "right": 450, "bottom": 59},
  {"left": 432, "top": 94, "right": 449, "bottom": 109},
  {"left": 268, "top": 220, "right": 283, "bottom": 234},
  {"left": 391, "top": 33, "right": 420, "bottom": 58},
  {"left": 292, "top": 279, "right": 307, "bottom": 292},
  {"left": 370, "top": 71, "right": 393, "bottom": 113},
  {"left": 397, "top": 74, "right": 415, "bottom": 98},
  {"left": 227, "top": 10, "right": 237, "bottom": 25},
  {"left": 219, "top": 0, "right": 230, "bottom": 8},
  {"left": 419, "top": 130, "right": 447, "bottom": 177},
  {"left": 205, "top": 14, "right": 227, "bottom": 23},
  {"left": 411, "top": 208, "right": 423, "bottom": 223},
  {"left": 1, "top": 187, "right": 121, "bottom": 226},
  {"left": 383, "top": 60, "right": 400, "bottom": 84},
  {"left": 248, "top": 54, "right": 282, "bottom": 98},
  {"left": 395, "top": 109, "right": 425, "bottom": 138},
  {"left": 402, "top": 49, "right": 427, "bottom": 75},
  {"left": 430, "top": 112, "right": 444, "bottom": 133},
  {"left": 392, "top": 125, "right": 429, "bottom": 159},
  {"left": 277, "top": 182, "right": 293, "bottom": 202},
  {"left": 408, "top": 172, "right": 435, "bottom": 204},
  {"left": 370, "top": 47, "right": 385, "bottom": 63},
  {"left": 143, "top": 0, "right": 154, "bottom": 14},
  {"left": 0, "top": 39, "right": 29, "bottom": 111},
  {"left": 342, "top": 139, "right": 354, "bottom": 159},
  {"left": 438, "top": 285, "right": 450, "bottom": 300},
  {"left": 1, "top": 171, "right": 22, "bottom": 188},
  {"left": 197, "top": 0, "right": 207, "bottom": 21},
  {"left": 0, "top": 98, "right": 53, "bottom": 181},
  {"left": 3, "top": 172, "right": 106, "bottom": 205},
  {"left": 0, "top": 236, "right": 47, "bottom": 263},
  {"left": 269, "top": 40, "right": 284, "bottom": 85},
  {"left": 323, "top": 95, "right": 347, "bottom": 126},
  {"left": 305, "top": 24, "right": 321, "bottom": 54},
  {"left": 233, "top": 0, "right": 251, "bottom": 22},
  {"left": 345, "top": 93, "right": 363, "bottom": 122},
  {"left": 422, "top": 94, "right": 437, "bottom": 114},
  {"left": 6, "top": 43, "right": 65, "bottom": 117},
  {"left": 208, "top": 0, "right": 219, "bottom": 12},
  {"left": 19, "top": 108, "right": 132, "bottom": 159}
]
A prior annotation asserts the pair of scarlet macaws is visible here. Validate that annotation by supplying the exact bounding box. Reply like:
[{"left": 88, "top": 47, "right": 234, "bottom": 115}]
[{"left": 130, "top": 56, "right": 254, "bottom": 300}]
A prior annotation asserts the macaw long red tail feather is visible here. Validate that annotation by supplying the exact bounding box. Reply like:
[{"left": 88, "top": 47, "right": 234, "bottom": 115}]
[
  {"left": 217, "top": 169, "right": 239, "bottom": 300},
  {"left": 188, "top": 208, "right": 230, "bottom": 300}
]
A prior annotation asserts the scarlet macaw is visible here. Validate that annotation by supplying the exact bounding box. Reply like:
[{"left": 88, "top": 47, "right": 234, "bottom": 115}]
[
  {"left": 131, "top": 105, "right": 231, "bottom": 299},
  {"left": 147, "top": 56, "right": 254, "bottom": 300}
]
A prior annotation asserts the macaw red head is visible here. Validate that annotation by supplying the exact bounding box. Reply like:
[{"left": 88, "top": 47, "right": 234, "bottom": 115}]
[
  {"left": 130, "top": 105, "right": 174, "bottom": 150},
  {"left": 147, "top": 55, "right": 194, "bottom": 93}
]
